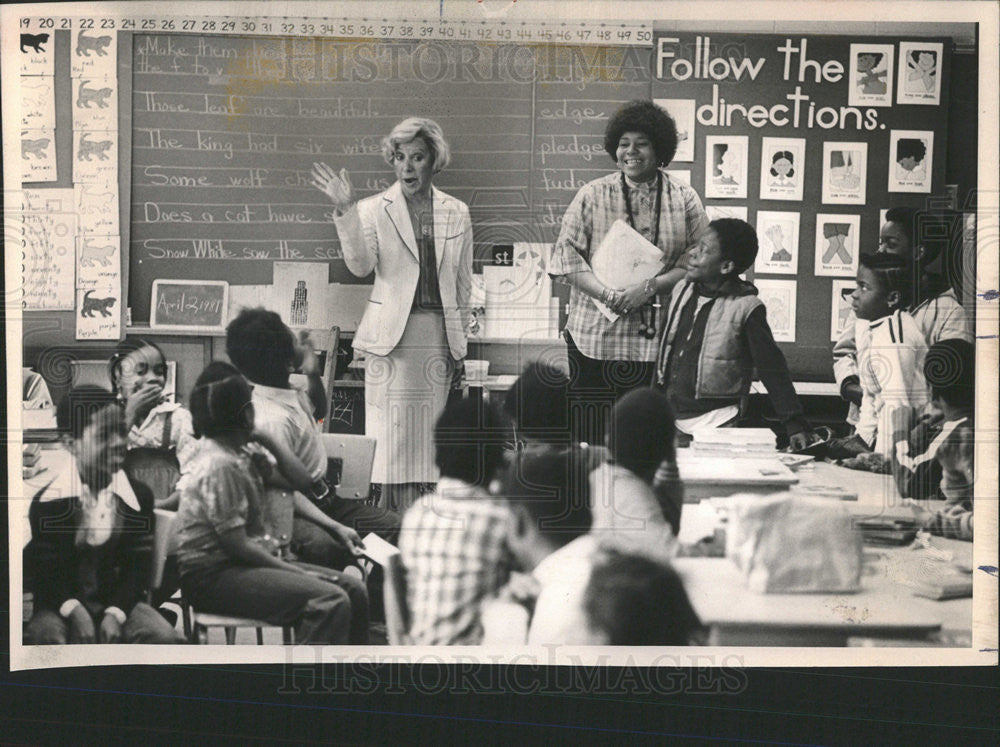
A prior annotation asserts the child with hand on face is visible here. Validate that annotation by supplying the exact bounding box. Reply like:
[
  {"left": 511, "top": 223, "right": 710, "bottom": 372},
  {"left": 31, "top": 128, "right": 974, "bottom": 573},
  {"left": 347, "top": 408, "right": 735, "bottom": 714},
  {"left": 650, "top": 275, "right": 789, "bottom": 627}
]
[
  {"left": 832, "top": 253, "right": 930, "bottom": 467},
  {"left": 109, "top": 339, "right": 198, "bottom": 510}
]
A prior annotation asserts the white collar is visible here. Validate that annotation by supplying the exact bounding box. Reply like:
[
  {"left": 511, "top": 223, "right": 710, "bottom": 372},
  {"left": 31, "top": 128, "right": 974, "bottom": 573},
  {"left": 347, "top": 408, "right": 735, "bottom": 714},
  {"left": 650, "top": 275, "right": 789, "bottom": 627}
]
[
  {"left": 42, "top": 451, "right": 141, "bottom": 512},
  {"left": 133, "top": 399, "right": 180, "bottom": 432}
]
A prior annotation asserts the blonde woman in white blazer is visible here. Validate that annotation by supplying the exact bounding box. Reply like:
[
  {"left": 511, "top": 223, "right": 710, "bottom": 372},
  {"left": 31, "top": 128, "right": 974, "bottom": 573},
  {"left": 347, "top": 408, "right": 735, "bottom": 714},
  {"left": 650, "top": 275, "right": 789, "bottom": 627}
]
[{"left": 312, "top": 118, "right": 473, "bottom": 512}]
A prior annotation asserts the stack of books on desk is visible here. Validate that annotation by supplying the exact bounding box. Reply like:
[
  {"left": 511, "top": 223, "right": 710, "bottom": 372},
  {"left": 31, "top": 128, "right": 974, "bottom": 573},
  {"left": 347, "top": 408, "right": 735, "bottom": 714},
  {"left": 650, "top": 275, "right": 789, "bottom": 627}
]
[
  {"left": 689, "top": 427, "right": 778, "bottom": 456},
  {"left": 23, "top": 444, "right": 43, "bottom": 479}
]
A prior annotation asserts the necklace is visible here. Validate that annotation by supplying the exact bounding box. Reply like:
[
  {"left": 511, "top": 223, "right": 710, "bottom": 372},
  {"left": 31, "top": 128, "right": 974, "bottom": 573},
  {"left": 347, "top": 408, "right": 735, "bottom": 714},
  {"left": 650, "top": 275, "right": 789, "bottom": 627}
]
[{"left": 620, "top": 170, "right": 663, "bottom": 241}]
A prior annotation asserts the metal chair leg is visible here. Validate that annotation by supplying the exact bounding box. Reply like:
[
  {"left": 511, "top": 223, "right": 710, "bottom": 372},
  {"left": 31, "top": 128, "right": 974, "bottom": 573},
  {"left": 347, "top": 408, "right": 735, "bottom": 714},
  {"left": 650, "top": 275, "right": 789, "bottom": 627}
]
[
  {"left": 224, "top": 627, "right": 236, "bottom": 645},
  {"left": 256, "top": 627, "right": 264, "bottom": 645}
]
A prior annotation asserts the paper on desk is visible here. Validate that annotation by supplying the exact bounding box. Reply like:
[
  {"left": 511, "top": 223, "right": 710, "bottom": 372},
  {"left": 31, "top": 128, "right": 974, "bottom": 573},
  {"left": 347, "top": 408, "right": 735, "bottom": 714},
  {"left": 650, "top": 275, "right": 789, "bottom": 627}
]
[
  {"left": 360, "top": 532, "right": 400, "bottom": 567},
  {"left": 590, "top": 220, "right": 664, "bottom": 322}
]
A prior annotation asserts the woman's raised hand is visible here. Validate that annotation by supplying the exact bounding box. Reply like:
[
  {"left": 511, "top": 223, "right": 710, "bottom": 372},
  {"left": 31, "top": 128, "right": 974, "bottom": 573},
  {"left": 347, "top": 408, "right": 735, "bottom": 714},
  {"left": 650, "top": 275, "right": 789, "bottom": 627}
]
[{"left": 311, "top": 163, "right": 355, "bottom": 213}]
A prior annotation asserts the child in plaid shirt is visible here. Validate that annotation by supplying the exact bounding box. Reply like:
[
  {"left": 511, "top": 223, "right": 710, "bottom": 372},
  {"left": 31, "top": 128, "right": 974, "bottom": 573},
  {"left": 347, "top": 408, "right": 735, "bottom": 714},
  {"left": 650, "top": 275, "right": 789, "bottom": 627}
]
[
  {"left": 399, "top": 398, "right": 513, "bottom": 645},
  {"left": 893, "top": 339, "right": 975, "bottom": 540}
]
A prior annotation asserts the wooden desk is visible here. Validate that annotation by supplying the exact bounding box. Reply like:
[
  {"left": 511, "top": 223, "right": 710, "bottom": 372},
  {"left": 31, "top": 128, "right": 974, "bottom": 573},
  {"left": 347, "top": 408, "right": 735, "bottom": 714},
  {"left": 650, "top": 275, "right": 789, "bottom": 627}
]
[
  {"left": 673, "top": 459, "right": 973, "bottom": 646},
  {"left": 675, "top": 540, "right": 972, "bottom": 646}
]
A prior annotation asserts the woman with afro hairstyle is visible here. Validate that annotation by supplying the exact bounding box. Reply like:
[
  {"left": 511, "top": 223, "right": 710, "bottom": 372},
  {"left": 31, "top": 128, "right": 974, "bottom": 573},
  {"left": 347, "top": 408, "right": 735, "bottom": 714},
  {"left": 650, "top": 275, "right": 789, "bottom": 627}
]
[{"left": 548, "top": 100, "right": 708, "bottom": 443}]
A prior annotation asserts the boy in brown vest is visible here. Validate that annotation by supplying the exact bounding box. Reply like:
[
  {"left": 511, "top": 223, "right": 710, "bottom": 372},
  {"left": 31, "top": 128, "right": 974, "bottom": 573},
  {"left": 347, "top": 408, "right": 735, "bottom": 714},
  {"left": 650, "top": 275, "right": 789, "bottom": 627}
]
[{"left": 653, "top": 218, "right": 815, "bottom": 450}]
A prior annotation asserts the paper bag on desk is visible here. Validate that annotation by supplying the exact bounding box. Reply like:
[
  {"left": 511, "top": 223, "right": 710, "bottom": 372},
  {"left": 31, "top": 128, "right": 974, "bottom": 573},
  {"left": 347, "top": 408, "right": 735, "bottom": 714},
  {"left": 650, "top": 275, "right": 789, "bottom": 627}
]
[
  {"left": 726, "top": 494, "right": 863, "bottom": 593},
  {"left": 590, "top": 220, "right": 665, "bottom": 322}
]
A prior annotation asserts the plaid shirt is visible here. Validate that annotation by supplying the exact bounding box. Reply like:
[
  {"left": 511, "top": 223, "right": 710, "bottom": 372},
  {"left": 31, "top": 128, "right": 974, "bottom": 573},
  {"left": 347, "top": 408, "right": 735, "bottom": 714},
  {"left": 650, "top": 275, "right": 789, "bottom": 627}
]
[
  {"left": 399, "top": 479, "right": 513, "bottom": 645},
  {"left": 549, "top": 170, "right": 708, "bottom": 361}
]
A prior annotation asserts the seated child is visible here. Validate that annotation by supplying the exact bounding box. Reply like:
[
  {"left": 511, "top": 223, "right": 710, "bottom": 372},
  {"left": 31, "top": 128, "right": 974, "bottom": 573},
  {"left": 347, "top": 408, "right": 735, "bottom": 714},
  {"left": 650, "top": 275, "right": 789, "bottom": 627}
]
[
  {"left": 399, "top": 397, "right": 513, "bottom": 645},
  {"left": 23, "top": 386, "right": 184, "bottom": 644},
  {"left": 892, "top": 339, "right": 975, "bottom": 540},
  {"left": 582, "top": 546, "right": 702, "bottom": 645},
  {"left": 833, "top": 207, "right": 971, "bottom": 423},
  {"left": 175, "top": 363, "right": 368, "bottom": 644},
  {"left": 226, "top": 308, "right": 401, "bottom": 571},
  {"left": 503, "top": 361, "right": 608, "bottom": 467},
  {"left": 481, "top": 449, "right": 596, "bottom": 646},
  {"left": 109, "top": 338, "right": 198, "bottom": 510},
  {"left": 653, "top": 218, "right": 815, "bottom": 450},
  {"left": 590, "top": 387, "right": 683, "bottom": 549},
  {"left": 835, "top": 253, "right": 930, "bottom": 462}
]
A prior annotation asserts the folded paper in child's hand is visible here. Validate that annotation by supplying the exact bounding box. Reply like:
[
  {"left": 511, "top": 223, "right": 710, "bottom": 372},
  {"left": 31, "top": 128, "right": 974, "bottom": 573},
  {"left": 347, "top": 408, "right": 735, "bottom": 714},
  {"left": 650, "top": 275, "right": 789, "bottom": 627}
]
[
  {"left": 360, "top": 532, "right": 400, "bottom": 566},
  {"left": 590, "top": 219, "right": 665, "bottom": 322}
]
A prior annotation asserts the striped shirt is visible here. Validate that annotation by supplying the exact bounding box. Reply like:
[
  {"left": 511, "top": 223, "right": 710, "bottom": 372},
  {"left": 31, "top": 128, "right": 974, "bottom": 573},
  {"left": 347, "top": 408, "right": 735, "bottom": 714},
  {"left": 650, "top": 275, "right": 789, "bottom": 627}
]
[
  {"left": 856, "top": 309, "right": 931, "bottom": 455},
  {"left": 549, "top": 170, "right": 708, "bottom": 361}
]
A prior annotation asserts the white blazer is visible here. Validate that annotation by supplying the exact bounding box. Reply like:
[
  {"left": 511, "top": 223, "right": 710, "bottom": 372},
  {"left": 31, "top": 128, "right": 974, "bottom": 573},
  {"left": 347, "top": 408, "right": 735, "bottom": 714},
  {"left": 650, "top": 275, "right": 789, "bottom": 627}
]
[{"left": 333, "top": 181, "right": 473, "bottom": 359}]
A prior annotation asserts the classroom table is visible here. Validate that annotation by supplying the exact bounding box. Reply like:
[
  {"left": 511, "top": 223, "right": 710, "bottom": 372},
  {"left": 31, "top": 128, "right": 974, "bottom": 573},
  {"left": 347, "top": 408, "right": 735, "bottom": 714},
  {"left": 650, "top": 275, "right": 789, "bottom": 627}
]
[{"left": 673, "top": 456, "right": 974, "bottom": 647}]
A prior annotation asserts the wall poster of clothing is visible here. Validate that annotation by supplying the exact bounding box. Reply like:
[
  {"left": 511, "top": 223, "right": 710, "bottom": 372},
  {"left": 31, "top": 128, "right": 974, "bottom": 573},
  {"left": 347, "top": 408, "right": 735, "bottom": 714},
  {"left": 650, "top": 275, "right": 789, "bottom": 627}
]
[
  {"left": 822, "top": 142, "right": 868, "bottom": 205},
  {"left": 814, "top": 214, "right": 861, "bottom": 277}
]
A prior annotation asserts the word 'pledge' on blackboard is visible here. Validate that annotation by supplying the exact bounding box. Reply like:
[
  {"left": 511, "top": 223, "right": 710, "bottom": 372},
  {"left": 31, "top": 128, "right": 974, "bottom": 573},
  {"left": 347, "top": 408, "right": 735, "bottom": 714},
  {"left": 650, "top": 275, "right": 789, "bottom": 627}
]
[{"left": 150, "top": 279, "right": 229, "bottom": 331}]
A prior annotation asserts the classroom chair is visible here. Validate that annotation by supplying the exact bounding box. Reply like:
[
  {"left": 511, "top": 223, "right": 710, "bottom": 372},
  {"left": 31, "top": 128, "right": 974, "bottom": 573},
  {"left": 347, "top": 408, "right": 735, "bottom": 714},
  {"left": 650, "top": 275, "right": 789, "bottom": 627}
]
[
  {"left": 69, "top": 359, "right": 110, "bottom": 388},
  {"left": 322, "top": 325, "right": 342, "bottom": 428},
  {"left": 153, "top": 509, "right": 293, "bottom": 644},
  {"left": 318, "top": 433, "right": 377, "bottom": 502},
  {"left": 382, "top": 553, "right": 412, "bottom": 646}
]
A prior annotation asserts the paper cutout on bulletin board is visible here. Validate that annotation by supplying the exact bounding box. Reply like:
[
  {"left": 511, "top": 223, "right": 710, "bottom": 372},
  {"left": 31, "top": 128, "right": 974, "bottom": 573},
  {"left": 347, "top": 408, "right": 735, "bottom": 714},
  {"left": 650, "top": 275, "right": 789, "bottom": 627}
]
[
  {"left": 654, "top": 98, "right": 695, "bottom": 162},
  {"left": 484, "top": 243, "right": 555, "bottom": 339},
  {"left": 822, "top": 142, "right": 868, "bottom": 205},
  {"left": 18, "top": 27, "right": 54, "bottom": 76},
  {"left": 77, "top": 235, "right": 121, "bottom": 289},
  {"left": 20, "top": 129, "right": 57, "bottom": 182},
  {"left": 76, "top": 286, "right": 121, "bottom": 340},
  {"left": 21, "top": 207, "right": 76, "bottom": 310},
  {"left": 73, "top": 130, "right": 118, "bottom": 183},
  {"left": 755, "top": 278, "right": 797, "bottom": 343},
  {"left": 848, "top": 44, "right": 894, "bottom": 107},
  {"left": 888, "top": 130, "right": 933, "bottom": 193},
  {"left": 72, "top": 29, "right": 117, "bottom": 78},
  {"left": 75, "top": 183, "right": 120, "bottom": 235},
  {"left": 20, "top": 76, "right": 55, "bottom": 129},
  {"left": 73, "top": 77, "right": 117, "bottom": 130},
  {"left": 273, "top": 261, "right": 332, "bottom": 329},
  {"left": 759, "top": 137, "right": 805, "bottom": 202},
  {"left": 666, "top": 170, "right": 691, "bottom": 186},
  {"left": 814, "top": 214, "right": 861, "bottom": 277},
  {"left": 831, "top": 279, "right": 856, "bottom": 342},
  {"left": 704, "top": 135, "right": 748, "bottom": 199},
  {"left": 705, "top": 205, "right": 748, "bottom": 223},
  {"left": 897, "top": 41, "right": 943, "bottom": 105},
  {"left": 754, "top": 211, "right": 800, "bottom": 275}
]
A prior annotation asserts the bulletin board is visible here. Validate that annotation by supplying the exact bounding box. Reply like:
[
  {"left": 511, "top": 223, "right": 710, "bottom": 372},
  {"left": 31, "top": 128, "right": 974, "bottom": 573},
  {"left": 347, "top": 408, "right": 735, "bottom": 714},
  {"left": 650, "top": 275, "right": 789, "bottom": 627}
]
[{"left": 648, "top": 31, "right": 951, "bottom": 379}]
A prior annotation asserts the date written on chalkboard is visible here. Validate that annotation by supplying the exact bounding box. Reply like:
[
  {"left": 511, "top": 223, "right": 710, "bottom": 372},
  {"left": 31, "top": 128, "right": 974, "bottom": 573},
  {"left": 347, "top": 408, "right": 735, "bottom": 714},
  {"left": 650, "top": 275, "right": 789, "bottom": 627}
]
[{"left": 150, "top": 279, "right": 229, "bottom": 331}]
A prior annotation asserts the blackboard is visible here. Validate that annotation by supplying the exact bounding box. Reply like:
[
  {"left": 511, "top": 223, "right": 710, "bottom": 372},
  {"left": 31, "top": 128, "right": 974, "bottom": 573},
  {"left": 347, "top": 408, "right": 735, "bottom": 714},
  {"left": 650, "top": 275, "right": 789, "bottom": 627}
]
[
  {"left": 124, "top": 31, "right": 952, "bottom": 380},
  {"left": 127, "top": 35, "right": 647, "bottom": 324},
  {"left": 150, "top": 279, "right": 228, "bottom": 330}
]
